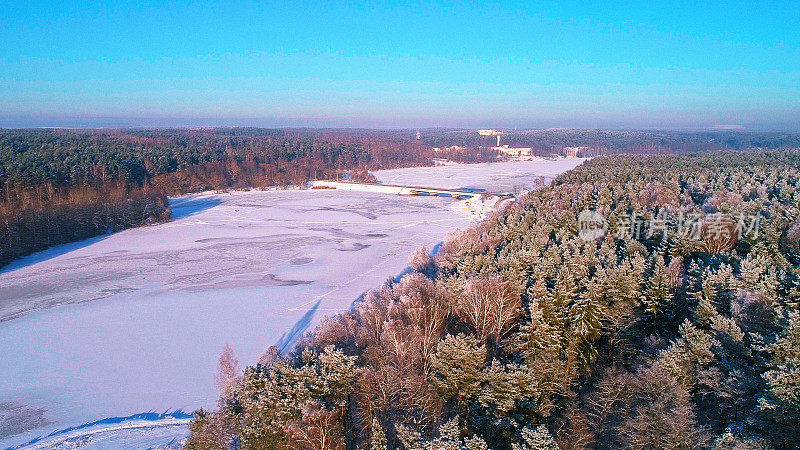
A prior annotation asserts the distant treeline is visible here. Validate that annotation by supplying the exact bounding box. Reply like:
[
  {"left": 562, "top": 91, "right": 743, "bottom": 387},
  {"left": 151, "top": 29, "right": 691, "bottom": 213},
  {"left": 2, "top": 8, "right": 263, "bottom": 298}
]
[
  {"left": 0, "top": 128, "right": 494, "bottom": 267},
  {"left": 421, "top": 128, "right": 800, "bottom": 156}
]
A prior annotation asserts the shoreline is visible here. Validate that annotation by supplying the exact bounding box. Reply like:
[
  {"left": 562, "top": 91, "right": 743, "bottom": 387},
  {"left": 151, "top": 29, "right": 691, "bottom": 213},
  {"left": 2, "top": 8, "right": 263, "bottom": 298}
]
[{"left": 0, "top": 158, "right": 586, "bottom": 449}]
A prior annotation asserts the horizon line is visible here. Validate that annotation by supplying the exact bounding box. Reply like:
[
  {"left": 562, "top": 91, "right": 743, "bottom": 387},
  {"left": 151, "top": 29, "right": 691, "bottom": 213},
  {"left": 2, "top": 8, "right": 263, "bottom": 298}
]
[{"left": 2, "top": 125, "right": 799, "bottom": 134}]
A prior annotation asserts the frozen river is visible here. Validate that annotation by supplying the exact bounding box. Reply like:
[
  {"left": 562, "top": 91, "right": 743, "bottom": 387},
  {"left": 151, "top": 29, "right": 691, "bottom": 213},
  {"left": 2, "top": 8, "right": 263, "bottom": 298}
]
[{"left": 0, "top": 159, "right": 584, "bottom": 448}]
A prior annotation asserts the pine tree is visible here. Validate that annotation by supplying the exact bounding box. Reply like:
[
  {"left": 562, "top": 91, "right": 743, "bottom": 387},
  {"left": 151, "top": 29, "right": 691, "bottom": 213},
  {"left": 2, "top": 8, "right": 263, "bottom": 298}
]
[
  {"left": 570, "top": 278, "right": 606, "bottom": 374},
  {"left": 396, "top": 418, "right": 490, "bottom": 450},
  {"left": 513, "top": 425, "right": 559, "bottom": 450},
  {"left": 479, "top": 360, "right": 537, "bottom": 418},
  {"left": 315, "top": 345, "right": 359, "bottom": 407},
  {"left": 370, "top": 417, "right": 387, "bottom": 450},
  {"left": 758, "top": 312, "right": 800, "bottom": 447},
  {"left": 695, "top": 289, "right": 717, "bottom": 327},
  {"left": 430, "top": 334, "right": 486, "bottom": 413},
  {"left": 642, "top": 255, "right": 672, "bottom": 317},
  {"left": 572, "top": 278, "right": 605, "bottom": 343},
  {"left": 656, "top": 320, "right": 719, "bottom": 390},
  {"left": 184, "top": 409, "right": 229, "bottom": 450}
]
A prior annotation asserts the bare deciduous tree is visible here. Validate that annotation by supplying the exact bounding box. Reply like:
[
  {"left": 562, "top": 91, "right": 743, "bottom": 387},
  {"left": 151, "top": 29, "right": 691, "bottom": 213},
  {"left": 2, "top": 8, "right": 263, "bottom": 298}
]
[
  {"left": 214, "top": 344, "right": 240, "bottom": 402},
  {"left": 455, "top": 276, "right": 522, "bottom": 346},
  {"left": 287, "top": 402, "right": 346, "bottom": 450}
]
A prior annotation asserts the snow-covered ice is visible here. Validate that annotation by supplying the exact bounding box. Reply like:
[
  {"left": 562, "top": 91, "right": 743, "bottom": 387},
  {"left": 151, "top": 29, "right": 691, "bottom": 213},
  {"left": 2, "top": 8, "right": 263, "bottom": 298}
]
[
  {"left": 0, "top": 159, "right": 585, "bottom": 448},
  {"left": 375, "top": 158, "right": 583, "bottom": 193}
]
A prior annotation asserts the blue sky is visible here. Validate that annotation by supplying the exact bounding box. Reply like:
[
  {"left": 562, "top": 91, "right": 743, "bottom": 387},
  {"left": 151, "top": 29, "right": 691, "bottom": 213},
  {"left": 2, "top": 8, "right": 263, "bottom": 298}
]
[{"left": 2, "top": 1, "right": 799, "bottom": 129}]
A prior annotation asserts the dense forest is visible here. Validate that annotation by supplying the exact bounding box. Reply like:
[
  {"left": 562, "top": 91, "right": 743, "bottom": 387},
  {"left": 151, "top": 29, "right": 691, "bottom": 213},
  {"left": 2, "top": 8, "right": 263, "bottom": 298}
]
[
  {"left": 187, "top": 151, "right": 800, "bottom": 449},
  {"left": 0, "top": 128, "right": 493, "bottom": 268}
]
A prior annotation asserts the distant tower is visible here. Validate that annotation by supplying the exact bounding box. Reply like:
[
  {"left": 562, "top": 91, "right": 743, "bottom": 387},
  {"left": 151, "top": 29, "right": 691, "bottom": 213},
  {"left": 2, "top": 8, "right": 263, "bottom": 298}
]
[
  {"left": 477, "top": 129, "right": 503, "bottom": 146},
  {"left": 416, "top": 130, "right": 421, "bottom": 140}
]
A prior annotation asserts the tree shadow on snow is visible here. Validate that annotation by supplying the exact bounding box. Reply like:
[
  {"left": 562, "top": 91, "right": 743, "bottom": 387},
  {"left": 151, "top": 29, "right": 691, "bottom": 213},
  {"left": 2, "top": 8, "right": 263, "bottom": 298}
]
[
  {"left": 169, "top": 196, "right": 223, "bottom": 220},
  {"left": 276, "top": 299, "right": 321, "bottom": 354},
  {"left": 0, "top": 233, "right": 113, "bottom": 275},
  {"left": 1, "top": 197, "right": 223, "bottom": 275}
]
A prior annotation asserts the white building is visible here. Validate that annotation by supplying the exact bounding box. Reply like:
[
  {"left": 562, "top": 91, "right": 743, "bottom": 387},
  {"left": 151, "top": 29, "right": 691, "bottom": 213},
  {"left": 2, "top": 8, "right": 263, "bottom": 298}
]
[
  {"left": 564, "top": 146, "right": 588, "bottom": 158},
  {"left": 493, "top": 145, "right": 532, "bottom": 159}
]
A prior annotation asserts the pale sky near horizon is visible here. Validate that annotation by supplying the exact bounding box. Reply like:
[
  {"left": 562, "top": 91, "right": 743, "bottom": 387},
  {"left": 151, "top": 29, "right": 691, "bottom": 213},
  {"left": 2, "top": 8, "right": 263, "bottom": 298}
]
[{"left": 1, "top": 1, "right": 799, "bottom": 130}]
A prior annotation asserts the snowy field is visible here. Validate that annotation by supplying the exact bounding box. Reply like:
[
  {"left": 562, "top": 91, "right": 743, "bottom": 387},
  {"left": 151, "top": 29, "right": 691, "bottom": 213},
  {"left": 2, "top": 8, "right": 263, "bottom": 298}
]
[{"left": 0, "top": 158, "right": 584, "bottom": 448}]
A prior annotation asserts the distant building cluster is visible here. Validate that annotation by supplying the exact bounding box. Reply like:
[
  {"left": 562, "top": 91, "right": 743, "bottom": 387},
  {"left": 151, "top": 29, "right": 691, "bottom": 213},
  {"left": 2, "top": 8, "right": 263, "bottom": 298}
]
[
  {"left": 432, "top": 145, "right": 465, "bottom": 153},
  {"left": 477, "top": 129, "right": 500, "bottom": 136},
  {"left": 429, "top": 130, "right": 588, "bottom": 161},
  {"left": 492, "top": 144, "right": 533, "bottom": 160}
]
